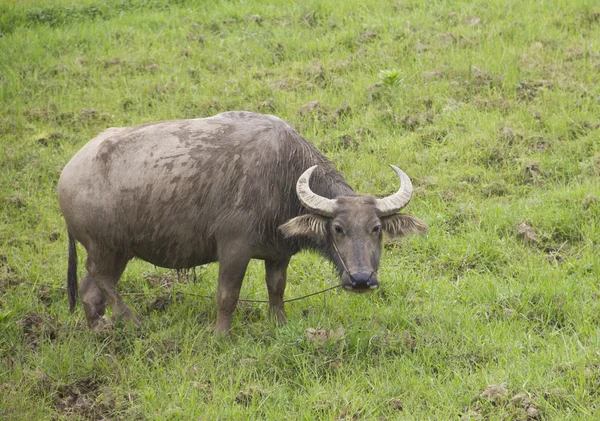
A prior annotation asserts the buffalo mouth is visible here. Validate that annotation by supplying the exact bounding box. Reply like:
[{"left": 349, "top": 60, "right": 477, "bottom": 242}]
[{"left": 341, "top": 272, "right": 379, "bottom": 293}]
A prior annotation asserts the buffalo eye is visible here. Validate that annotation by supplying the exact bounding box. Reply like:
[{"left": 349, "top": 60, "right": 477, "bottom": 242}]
[
  {"left": 333, "top": 224, "right": 344, "bottom": 234},
  {"left": 372, "top": 225, "right": 382, "bottom": 234}
]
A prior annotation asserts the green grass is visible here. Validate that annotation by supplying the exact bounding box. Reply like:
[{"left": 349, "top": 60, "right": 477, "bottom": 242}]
[{"left": 1, "top": 0, "right": 599, "bottom": 419}]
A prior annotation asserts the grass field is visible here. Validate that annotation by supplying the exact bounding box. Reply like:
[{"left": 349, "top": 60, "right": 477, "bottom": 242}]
[{"left": 1, "top": 0, "right": 599, "bottom": 419}]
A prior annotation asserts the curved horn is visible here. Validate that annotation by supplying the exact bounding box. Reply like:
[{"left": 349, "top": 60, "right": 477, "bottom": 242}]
[
  {"left": 296, "top": 165, "right": 336, "bottom": 217},
  {"left": 375, "top": 165, "right": 414, "bottom": 216}
]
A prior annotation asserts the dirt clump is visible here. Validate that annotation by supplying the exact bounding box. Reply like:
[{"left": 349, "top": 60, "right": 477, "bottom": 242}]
[
  {"left": 523, "top": 162, "right": 546, "bottom": 184},
  {"left": 480, "top": 383, "right": 509, "bottom": 403},
  {"left": 235, "top": 385, "right": 266, "bottom": 406},
  {"left": 21, "top": 311, "right": 57, "bottom": 348},
  {"left": 299, "top": 100, "right": 325, "bottom": 116},
  {"left": 305, "top": 327, "right": 346, "bottom": 347},
  {"left": 517, "top": 222, "right": 538, "bottom": 244},
  {"left": 54, "top": 377, "right": 120, "bottom": 420},
  {"left": 359, "top": 31, "right": 378, "bottom": 43}
]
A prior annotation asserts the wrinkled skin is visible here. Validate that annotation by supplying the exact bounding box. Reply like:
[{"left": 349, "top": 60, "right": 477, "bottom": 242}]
[{"left": 58, "top": 111, "right": 427, "bottom": 334}]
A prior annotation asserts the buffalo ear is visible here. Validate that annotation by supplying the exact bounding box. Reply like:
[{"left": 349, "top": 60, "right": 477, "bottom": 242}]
[
  {"left": 381, "top": 214, "right": 428, "bottom": 237},
  {"left": 279, "top": 214, "right": 329, "bottom": 240}
]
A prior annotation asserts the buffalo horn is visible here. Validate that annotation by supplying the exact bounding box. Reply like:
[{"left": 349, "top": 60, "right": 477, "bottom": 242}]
[
  {"left": 375, "top": 165, "right": 414, "bottom": 216},
  {"left": 296, "top": 165, "right": 336, "bottom": 217}
]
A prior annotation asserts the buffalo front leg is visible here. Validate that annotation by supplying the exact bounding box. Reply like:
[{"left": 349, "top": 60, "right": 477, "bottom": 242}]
[
  {"left": 265, "top": 258, "right": 290, "bottom": 324},
  {"left": 214, "top": 245, "right": 252, "bottom": 335}
]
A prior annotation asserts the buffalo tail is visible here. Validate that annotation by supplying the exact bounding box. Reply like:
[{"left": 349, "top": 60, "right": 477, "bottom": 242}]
[{"left": 67, "top": 232, "right": 78, "bottom": 313}]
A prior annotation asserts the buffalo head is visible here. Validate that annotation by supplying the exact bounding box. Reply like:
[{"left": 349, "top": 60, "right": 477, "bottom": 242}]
[{"left": 279, "top": 165, "right": 428, "bottom": 292}]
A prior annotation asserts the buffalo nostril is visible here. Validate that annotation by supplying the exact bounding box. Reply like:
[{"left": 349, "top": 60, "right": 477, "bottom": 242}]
[{"left": 350, "top": 272, "right": 373, "bottom": 289}]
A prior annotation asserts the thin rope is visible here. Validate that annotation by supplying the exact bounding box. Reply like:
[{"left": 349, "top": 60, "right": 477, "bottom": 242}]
[
  {"left": 19, "top": 280, "right": 341, "bottom": 304},
  {"left": 172, "top": 283, "right": 341, "bottom": 303}
]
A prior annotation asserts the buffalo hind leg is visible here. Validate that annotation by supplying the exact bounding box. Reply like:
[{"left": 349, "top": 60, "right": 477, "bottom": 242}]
[
  {"left": 79, "top": 273, "right": 107, "bottom": 328},
  {"left": 214, "top": 243, "right": 252, "bottom": 335},
  {"left": 265, "top": 258, "right": 290, "bottom": 324},
  {"left": 86, "top": 251, "right": 138, "bottom": 326}
]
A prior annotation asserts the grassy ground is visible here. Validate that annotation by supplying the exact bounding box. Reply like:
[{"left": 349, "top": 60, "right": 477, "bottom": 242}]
[{"left": 1, "top": 0, "right": 599, "bottom": 419}]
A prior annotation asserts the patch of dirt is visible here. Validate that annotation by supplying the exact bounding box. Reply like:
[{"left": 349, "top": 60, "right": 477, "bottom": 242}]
[
  {"left": 333, "top": 134, "right": 358, "bottom": 151},
  {"left": 544, "top": 244, "right": 571, "bottom": 264},
  {"left": 103, "top": 58, "right": 124, "bottom": 68},
  {"left": 472, "top": 384, "right": 541, "bottom": 420},
  {"left": 397, "top": 112, "right": 434, "bottom": 131},
  {"left": 23, "top": 107, "right": 54, "bottom": 122},
  {"left": 305, "top": 60, "right": 326, "bottom": 87},
  {"left": 465, "top": 16, "right": 482, "bottom": 26},
  {"left": 523, "top": 162, "right": 546, "bottom": 184},
  {"left": 359, "top": 31, "right": 378, "bottom": 43},
  {"left": 78, "top": 108, "right": 111, "bottom": 124},
  {"left": 510, "top": 393, "right": 540, "bottom": 419},
  {"left": 257, "top": 98, "right": 275, "bottom": 112},
  {"left": 36, "top": 131, "right": 64, "bottom": 146},
  {"left": 299, "top": 100, "right": 326, "bottom": 116},
  {"left": 438, "top": 32, "right": 456, "bottom": 45},
  {"left": 235, "top": 385, "right": 266, "bottom": 406},
  {"left": 441, "top": 190, "right": 456, "bottom": 201},
  {"left": 482, "top": 182, "right": 510, "bottom": 198},
  {"left": 36, "top": 285, "right": 54, "bottom": 308},
  {"left": 192, "top": 381, "right": 213, "bottom": 401},
  {"left": 422, "top": 70, "right": 444, "bottom": 80},
  {"left": 7, "top": 195, "right": 27, "bottom": 210},
  {"left": 383, "top": 330, "right": 417, "bottom": 351},
  {"left": 389, "top": 397, "right": 404, "bottom": 411},
  {"left": 0, "top": 263, "right": 23, "bottom": 293},
  {"left": 566, "top": 120, "right": 600, "bottom": 140},
  {"left": 355, "top": 127, "right": 373, "bottom": 139},
  {"left": 21, "top": 311, "right": 57, "bottom": 348},
  {"left": 460, "top": 407, "right": 483, "bottom": 420},
  {"left": 517, "top": 222, "right": 538, "bottom": 245},
  {"left": 244, "top": 14, "right": 263, "bottom": 23},
  {"left": 498, "top": 125, "right": 522, "bottom": 144},
  {"left": 582, "top": 194, "right": 598, "bottom": 210},
  {"left": 335, "top": 103, "right": 352, "bottom": 118},
  {"left": 335, "top": 407, "right": 362, "bottom": 420},
  {"left": 54, "top": 377, "right": 118, "bottom": 420},
  {"left": 480, "top": 383, "right": 509, "bottom": 403},
  {"left": 159, "top": 339, "right": 181, "bottom": 356},
  {"left": 48, "top": 230, "right": 60, "bottom": 242},
  {"left": 305, "top": 327, "right": 346, "bottom": 347},
  {"left": 517, "top": 80, "right": 552, "bottom": 101},
  {"left": 535, "top": 140, "right": 550, "bottom": 151},
  {"left": 269, "top": 79, "right": 290, "bottom": 90},
  {"left": 473, "top": 97, "right": 511, "bottom": 112},
  {"left": 0, "top": 268, "right": 23, "bottom": 293},
  {"left": 144, "top": 63, "right": 160, "bottom": 73},
  {"left": 272, "top": 42, "right": 284, "bottom": 60},
  {"left": 471, "top": 66, "right": 504, "bottom": 88},
  {"left": 57, "top": 111, "right": 75, "bottom": 123}
]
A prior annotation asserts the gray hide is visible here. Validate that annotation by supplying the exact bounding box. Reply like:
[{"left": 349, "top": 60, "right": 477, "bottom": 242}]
[{"left": 58, "top": 111, "right": 427, "bottom": 333}]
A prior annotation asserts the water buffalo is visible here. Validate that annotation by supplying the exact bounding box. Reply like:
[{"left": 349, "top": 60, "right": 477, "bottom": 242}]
[{"left": 58, "top": 111, "right": 427, "bottom": 333}]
